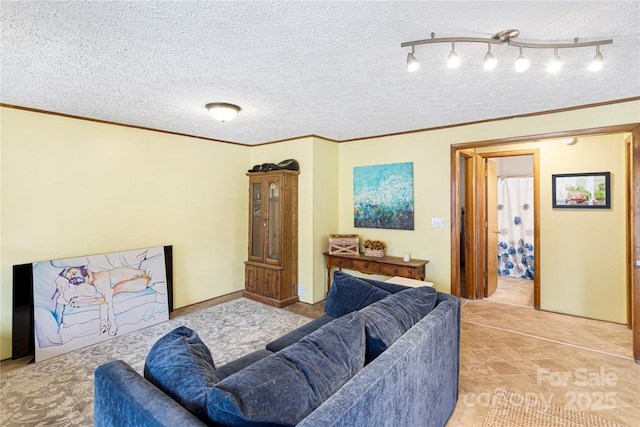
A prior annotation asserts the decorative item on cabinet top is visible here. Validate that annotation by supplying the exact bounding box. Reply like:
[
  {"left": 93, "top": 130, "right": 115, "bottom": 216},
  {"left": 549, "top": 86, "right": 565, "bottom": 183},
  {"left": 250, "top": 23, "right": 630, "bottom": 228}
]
[
  {"left": 328, "top": 234, "right": 360, "bottom": 256},
  {"left": 363, "top": 239, "right": 386, "bottom": 258},
  {"left": 248, "top": 159, "right": 300, "bottom": 173}
]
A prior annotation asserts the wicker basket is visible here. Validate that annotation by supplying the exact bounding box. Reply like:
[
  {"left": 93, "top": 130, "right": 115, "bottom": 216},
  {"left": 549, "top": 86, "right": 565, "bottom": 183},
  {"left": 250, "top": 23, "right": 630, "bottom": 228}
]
[{"left": 364, "top": 248, "right": 385, "bottom": 258}]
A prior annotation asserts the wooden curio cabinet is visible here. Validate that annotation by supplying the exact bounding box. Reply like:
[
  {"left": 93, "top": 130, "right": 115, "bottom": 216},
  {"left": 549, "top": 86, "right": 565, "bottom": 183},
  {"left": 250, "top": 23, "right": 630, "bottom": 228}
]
[{"left": 244, "top": 169, "right": 299, "bottom": 307}]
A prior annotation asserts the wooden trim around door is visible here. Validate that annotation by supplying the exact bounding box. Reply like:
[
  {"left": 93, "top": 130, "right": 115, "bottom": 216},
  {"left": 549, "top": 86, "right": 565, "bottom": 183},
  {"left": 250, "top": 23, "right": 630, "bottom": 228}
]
[
  {"left": 474, "top": 150, "right": 540, "bottom": 306},
  {"left": 450, "top": 124, "right": 640, "bottom": 363},
  {"left": 632, "top": 125, "right": 640, "bottom": 364},
  {"left": 450, "top": 148, "right": 477, "bottom": 299},
  {"left": 450, "top": 147, "right": 461, "bottom": 297}
]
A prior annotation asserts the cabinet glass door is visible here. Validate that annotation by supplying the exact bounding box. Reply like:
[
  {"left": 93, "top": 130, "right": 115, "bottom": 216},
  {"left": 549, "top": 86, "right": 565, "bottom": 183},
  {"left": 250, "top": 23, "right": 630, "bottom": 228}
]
[
  {"left": 267, "top": 180, "right": 280, "bottom": 261},
  {"left": 250, "top": 182, "right": 263, "bottom": 258}
]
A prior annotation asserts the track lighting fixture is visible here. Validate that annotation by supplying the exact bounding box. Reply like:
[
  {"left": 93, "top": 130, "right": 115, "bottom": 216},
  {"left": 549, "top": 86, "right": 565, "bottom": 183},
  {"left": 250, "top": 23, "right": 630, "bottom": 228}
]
[
  {"left": 514, "top": 47, "right": 530, "bottom": 72},
  {"left": 547, "top": 48, "right": 562, "bottom": 73},
  {"left": 402, "top": 30, "right": 612, "bottom": 73},
  {"left": 447, "top": 42, "right": 460, "bottom": 68},
  {"left": 406, "top": 46, "right": 420, "bottom": 72},
  {"left": 483, "top": 43, "right": 497, "bottom": 70},
  {"left": 588, "top": 45, "right": 604, "bottom": 72}
]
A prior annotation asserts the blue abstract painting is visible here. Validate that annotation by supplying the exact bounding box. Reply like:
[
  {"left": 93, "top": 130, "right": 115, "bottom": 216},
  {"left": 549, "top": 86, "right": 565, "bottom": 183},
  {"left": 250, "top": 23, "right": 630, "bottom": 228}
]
[{"left": 353, "top": 162, "right": 414, "bottom": 230}]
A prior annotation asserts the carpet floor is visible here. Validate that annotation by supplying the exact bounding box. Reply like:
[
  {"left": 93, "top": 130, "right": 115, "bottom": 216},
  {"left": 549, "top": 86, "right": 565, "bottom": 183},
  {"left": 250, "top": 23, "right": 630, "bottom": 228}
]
[{"left": 0, "top": 298, "right": 311, "bottom": 427}]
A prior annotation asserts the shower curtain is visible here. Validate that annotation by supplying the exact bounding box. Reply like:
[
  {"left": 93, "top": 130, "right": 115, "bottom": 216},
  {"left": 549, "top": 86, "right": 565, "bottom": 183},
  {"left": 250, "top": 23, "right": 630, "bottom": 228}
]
[{"left": 497, "top": 177, "right": 535, "bottom": 279}]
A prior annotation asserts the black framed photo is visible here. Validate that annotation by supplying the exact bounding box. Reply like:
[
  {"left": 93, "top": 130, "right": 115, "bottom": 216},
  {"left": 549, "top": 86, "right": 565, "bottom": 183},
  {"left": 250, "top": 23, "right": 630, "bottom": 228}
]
[{"left": 552, "top": 172, "right": 610, "bottom": 209}]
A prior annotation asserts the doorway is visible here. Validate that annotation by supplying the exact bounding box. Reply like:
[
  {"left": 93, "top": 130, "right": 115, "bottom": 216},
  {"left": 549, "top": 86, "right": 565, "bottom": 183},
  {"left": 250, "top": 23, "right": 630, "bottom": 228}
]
[
  {"left": 449, "top": 124, "right": 640, "bottom": 363},
  {"left": 486, "top": 155, "right": 535, "bottom": 307},
  {"left": 453, "top": 148, "right": 540, "bottom": 307},
  {"left": 457, "top": 150, "right": 475, "bottom": 300}
]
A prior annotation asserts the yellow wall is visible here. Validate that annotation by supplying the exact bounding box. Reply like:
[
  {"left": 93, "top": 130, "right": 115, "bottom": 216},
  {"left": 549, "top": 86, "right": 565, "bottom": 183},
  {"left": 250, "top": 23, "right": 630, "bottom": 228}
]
[
  {"left": 477, "top": 135, "right": 628, "bottom": 323},
  {"left": 249, "top": 139, "right": 315, "bottom": 302},
  {"left": 312, "top": 138, "right": 339, "bottom": 302},
  {"left": 542, "top": 135, "right": 627, "bottom": 323},
  {"left": 0, "top": 107, "right": 249, "bottom": 359},
  {"left": 336, "top": 101, "right": 639, "bottom": 322},
  {"left": 337, "top": 132, "right": 453, "bottom": 291},
  {"left": 248, "top": 137, "right": 339, "bottom": 303},
  {"left": 1, "top": 100, "right": 638, "bottom": 360}
]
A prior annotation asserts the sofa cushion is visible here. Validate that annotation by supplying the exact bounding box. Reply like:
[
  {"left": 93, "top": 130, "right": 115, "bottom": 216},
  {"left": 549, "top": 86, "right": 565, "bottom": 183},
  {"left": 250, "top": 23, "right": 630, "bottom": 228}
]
[
  {"left": 144, "top": 326, "right": 218, "bottom": 422},
  {"left": 207, "top": 311, "right": 366, "bottom": 426},
  {"left": 216, "top": 349, "right": 274, "bottom": 380},
  {"left": 266, "top": 313, "right": 336, "bottom": 352},
  {"left": 324, "top": 271, "right": 391, "bottom": 317},
  {"left": 362, "top": 277, "right": 410, "bottom": 294},
  {"left": 360, "top": 286, "right": 438, "bottom": 362}
]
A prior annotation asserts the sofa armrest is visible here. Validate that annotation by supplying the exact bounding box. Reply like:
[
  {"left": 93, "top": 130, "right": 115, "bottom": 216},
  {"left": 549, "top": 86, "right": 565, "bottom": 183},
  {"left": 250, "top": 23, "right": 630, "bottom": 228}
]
[
  {"left": 298, "top": 296, "right": 460, "bottom": 427},
  {"left": 94, "top": 360, "right": 207, "bottom": 427}
]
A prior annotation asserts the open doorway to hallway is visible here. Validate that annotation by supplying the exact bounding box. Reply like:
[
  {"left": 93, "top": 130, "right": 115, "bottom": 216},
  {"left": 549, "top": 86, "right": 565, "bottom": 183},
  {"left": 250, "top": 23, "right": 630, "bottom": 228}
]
[
  {"left": 486, "top": 155, "right": 535, "bottom": 307},
  {"left": 454, "top": 148, "right": 540, "bottom": 308},
  {"left": 450, "top": 124, "right": 640, "bottom": 363}
]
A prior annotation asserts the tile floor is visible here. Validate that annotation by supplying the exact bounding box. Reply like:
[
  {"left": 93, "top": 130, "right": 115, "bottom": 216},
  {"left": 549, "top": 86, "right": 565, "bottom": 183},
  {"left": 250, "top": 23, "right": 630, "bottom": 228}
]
[
  {"left": 487, "top": 276, "right": 534, "bottom": 307},
  {"left": 2, "top": 283, "right": 638, "bottom": 426},
  {"left": 448, "top": 298, "right": 638, "bottom": 426},
  {"left": 291, "top": 279, "right": 639, "bottom": 426}
]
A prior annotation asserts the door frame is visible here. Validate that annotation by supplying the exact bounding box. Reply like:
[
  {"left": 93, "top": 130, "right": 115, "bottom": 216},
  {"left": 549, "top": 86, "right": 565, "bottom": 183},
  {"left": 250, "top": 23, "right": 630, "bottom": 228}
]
[
  {"left": 484, "top": 158, "right": 499, "bottom": 298},
  {"left": 466, "top": 150, "right": 540, "bottom": 304},
  {"left": 449, "top": 123, "right": 640, "bottom": 363},
  {"left": 477, "top": 150, "right": 539, "bottom": 304},
  {"left": 632, "top": 125, "right": 640, "bottom": 363},
  {"left": 456, "top": 149, "right": 476, "bottom": 299}
]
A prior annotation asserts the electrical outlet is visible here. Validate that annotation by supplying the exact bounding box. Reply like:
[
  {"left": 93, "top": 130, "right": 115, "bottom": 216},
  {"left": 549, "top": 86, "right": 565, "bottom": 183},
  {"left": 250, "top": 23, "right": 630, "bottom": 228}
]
[
  {"left": 297, "top": 285, "right": 306, "bottom": 297},
  {"left": 431, "top": 217, "right": 445, "bottom": 228}
]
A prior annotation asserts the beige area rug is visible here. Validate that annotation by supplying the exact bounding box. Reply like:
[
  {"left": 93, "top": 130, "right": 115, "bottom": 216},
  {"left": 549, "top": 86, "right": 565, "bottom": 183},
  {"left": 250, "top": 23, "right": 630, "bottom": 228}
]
[
  {"left": 483, "top": 387, "right": 626, "bottom": 427},
  {"left": 0, "top": 298, "right": 311, "bottom": 427}
]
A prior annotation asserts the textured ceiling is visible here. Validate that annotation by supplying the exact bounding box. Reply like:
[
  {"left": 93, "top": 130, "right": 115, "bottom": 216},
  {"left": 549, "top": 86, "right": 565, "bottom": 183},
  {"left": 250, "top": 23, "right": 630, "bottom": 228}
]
[{"left": 2, "top": 1, "right": 639, "bottom": 145}]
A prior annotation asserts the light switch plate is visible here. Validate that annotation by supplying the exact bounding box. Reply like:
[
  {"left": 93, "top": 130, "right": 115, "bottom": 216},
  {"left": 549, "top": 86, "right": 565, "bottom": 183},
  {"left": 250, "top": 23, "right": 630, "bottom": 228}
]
[{"left": 431, "top": 217, "right": 445, "bottom": 228}]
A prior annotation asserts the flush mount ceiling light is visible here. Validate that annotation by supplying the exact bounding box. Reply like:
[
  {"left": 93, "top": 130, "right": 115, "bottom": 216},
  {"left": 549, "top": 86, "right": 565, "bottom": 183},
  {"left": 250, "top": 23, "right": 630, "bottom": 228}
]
[
  {"left": 205, "top": 103, "right": 241, "bottom": 122},
  {"left": 402, "top": 30, "right": 612, "bottom": 73}
]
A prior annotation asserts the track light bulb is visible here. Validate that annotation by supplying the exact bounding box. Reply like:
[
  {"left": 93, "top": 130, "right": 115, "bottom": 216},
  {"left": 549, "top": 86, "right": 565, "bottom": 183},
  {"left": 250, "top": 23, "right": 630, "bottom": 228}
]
[
  {"left": 483, "top": 51, "right": 497, "bottom": 70},
  {"left": 406, "top": 51, "right": 420, "bottom": 72},
  {"left": 547, "top": 53, "right": 562, "bottom": 73},
  {"left": 514, "top": 51, "right": 530, "bottom": 72},
  {"left": 447, "top": 46, "right": 460, "bottom": 69},
  {"left": 588, "top": 51, "right": 604, "bottom": 72}
]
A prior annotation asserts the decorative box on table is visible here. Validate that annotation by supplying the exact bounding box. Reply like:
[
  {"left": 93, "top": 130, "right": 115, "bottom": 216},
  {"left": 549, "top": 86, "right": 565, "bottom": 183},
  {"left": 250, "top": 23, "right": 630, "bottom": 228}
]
[
  {"left": 328, "top": 234, "right": 360, "bottom": 256},
  {"left": 364, "top": 248, "right": 385, "bottom": 258}
]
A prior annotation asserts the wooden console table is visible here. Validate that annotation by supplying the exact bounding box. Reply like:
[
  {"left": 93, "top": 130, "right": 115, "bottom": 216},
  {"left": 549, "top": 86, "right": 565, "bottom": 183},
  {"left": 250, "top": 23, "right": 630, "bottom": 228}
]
[{"left": 323, "top": 252, "right": 429, "bottom": 290}]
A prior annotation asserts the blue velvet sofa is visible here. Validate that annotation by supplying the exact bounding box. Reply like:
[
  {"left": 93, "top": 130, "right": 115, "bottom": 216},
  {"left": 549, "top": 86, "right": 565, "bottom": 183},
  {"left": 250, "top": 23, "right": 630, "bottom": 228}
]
[{"left": 94, "top": 272, "right": 460, "bottom": 427}]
